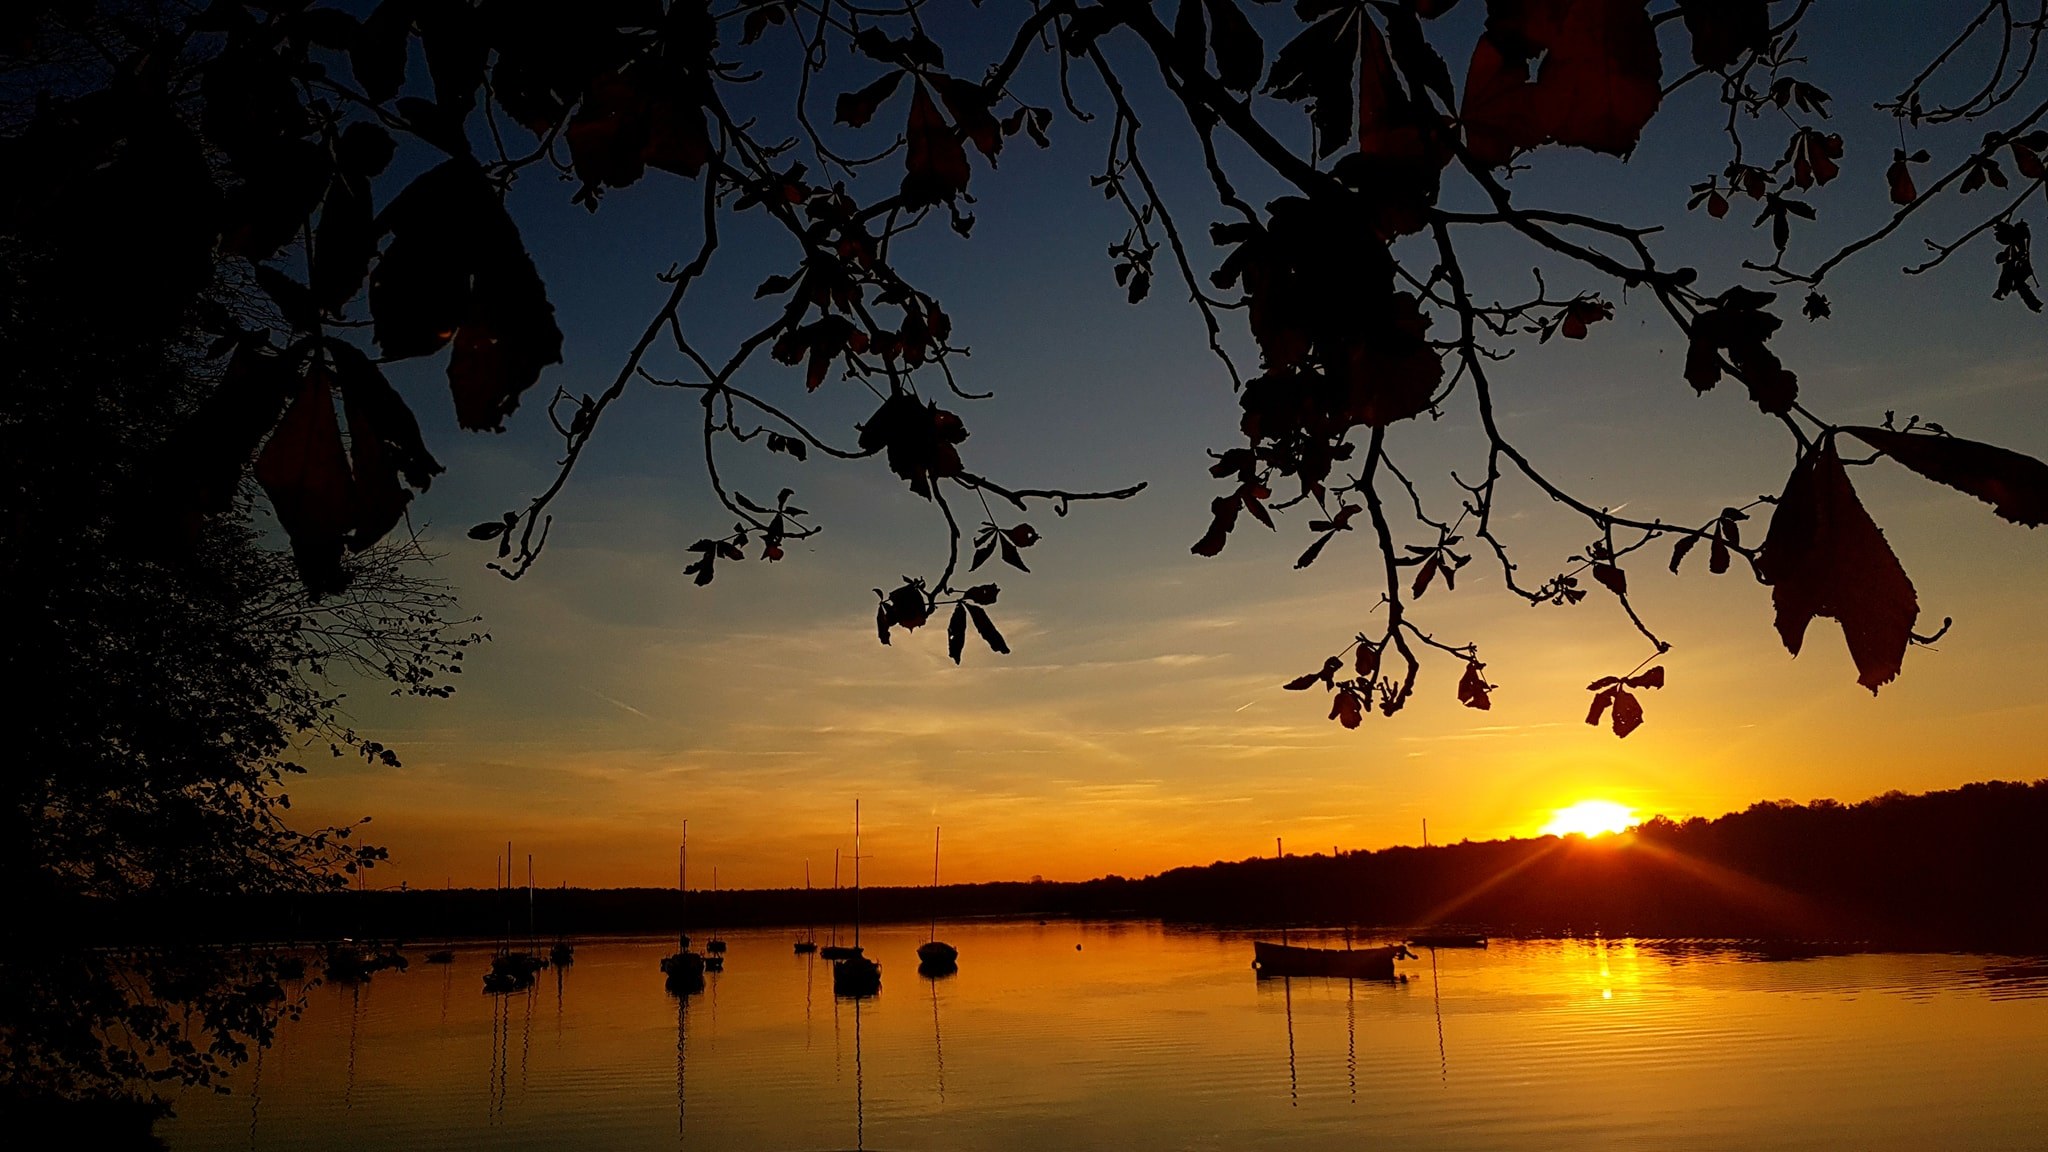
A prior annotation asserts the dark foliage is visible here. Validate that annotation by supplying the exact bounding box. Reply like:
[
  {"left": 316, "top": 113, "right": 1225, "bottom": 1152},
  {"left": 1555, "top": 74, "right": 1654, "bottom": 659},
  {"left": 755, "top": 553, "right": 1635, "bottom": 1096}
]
[{"left": 0, "top": 177, "right": 477, "bottom": 1111}]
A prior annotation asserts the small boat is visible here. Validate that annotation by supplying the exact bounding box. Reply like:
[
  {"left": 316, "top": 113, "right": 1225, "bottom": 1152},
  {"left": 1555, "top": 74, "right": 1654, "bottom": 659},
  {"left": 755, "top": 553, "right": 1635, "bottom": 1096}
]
[
  {"left": 832, "top": 951, "right": 880, "bottom": 997},
  {"left": 1252, "top": 940, "right": 1413, "bottom": 980},
  {"left": 705, "top": 867, "right": 727, "bottom": 956},
  {"left": 324, "top": 941, "right": 407, "bottom": 982},
  {"left": 484, "top": 952, "right": 540, "bottom": 993},
  {"left": 1407, "top": 932, "right": 1488, "bottom": 949},
  {"left": 486, "top": 851, "right": 548, "bottom": 993},
  {"left": 795, "top": 859, "right": 820, "bottom": 954},
  {"left": 483, "top": 970, "right": 533, "bottom": 994},
  {"left": 550, "top": 881, "right": 575, "bottom": 966},
  {"left": 831, "top": 800, "right": 881, "bottom": 998},
  {"left": 425, "top": 949, "right": 456, "bottom": 965},
  {"left": 819, "top": 944, "right": 860, "bottom": 960},
  {"left": 661, "top": 821, "right": 705, "bottom": 993},
  {"left": 916, "top": 826, "right": 958, "bottom": 975}
]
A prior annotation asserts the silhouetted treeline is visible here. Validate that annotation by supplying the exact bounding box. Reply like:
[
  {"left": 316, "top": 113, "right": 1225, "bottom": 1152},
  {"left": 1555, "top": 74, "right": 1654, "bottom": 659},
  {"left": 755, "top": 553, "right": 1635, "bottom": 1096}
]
[{"left": 90, "top": 781, "right": 2048, "bottom": 950}]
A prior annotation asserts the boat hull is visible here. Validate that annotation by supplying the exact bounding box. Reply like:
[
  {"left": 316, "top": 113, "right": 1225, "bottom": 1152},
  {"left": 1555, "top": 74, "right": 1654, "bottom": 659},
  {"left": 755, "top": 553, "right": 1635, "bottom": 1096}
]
[
  {"left": 832, "top": 955, "right": 881, "bottom": 998},
  {"left": 819, "top": 945, "right": 860, "bottom": 960},
  {"left": 1252, "top": 940, "right": 1411, "bottom": 980},
  {"left": 662, "top": 950, "right": 706, "bottom": 993},
  {"left": 1408, "top": 933, "right": 1488, "bottom": 949}
]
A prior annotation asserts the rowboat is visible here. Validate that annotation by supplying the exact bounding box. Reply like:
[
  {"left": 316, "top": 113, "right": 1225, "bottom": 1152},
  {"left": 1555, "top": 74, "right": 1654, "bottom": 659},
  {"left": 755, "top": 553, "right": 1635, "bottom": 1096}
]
[
  {"left": 1251, "top": 940, "right": 1412, "bottom": 980},
  {"left": 1407, "top": 932, "right": 1488, "bottom": 949}
]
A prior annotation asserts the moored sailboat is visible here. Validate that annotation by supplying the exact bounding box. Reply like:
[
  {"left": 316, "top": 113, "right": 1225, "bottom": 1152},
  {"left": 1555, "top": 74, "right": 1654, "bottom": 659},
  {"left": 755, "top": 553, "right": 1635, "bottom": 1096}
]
[
  {"left": 485, "top": 848, "right": 544, "bottom": 994},
  {"left": 705, "top": 866, "right": 727, "bottom": 965},
  {"left": 818, "top": 847, "right": 860, "bottom": 960},
  {"left": 916, "top": 826, "right": 958, "bottom": 975},
  {"left": 661, "top": 821, "right": 705, "bottom": 993},
  {"left": 830, "top": 800, "right": 881, "bottom": 998},
  {"left": 794, "top": 859, "right": 818, "bottom": 953}
]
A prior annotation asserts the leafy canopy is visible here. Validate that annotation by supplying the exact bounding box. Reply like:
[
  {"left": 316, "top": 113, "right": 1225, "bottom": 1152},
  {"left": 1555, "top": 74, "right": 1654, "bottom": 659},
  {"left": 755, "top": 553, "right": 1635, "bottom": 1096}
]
[{"left": 6, "top": 0, "right": 2048, "bottom": 739}]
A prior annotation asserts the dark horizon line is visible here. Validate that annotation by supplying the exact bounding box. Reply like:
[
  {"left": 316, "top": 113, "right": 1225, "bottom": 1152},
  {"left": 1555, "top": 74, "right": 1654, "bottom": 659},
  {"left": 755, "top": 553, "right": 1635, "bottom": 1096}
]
[{"left": 373, "top": 777, "right": 2048, "bottom": 898}]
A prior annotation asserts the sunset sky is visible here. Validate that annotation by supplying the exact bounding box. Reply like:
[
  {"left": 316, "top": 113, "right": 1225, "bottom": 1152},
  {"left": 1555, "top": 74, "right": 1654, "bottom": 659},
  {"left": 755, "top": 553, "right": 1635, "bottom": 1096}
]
[{"left": 286, "top": 3, "right": 2048, "bottom": 891}]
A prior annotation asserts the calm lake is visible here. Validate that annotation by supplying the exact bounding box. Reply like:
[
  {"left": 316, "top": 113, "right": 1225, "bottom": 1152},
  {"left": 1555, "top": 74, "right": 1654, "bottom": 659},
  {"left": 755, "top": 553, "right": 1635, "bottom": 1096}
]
[{"left": 158, "top": 922, "right": 2048, "bottom": 1150}]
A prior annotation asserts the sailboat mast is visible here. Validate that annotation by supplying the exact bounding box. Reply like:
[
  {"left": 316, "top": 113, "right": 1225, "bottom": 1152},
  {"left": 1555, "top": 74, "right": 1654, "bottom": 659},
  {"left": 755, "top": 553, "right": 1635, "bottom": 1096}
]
[
  {"left": 680, "top": 819, "right": 689, "bottom": 949},
  {"left": 930, "top": 826, "right": 941, "bottom": 943},
  {"left": 526, "top": 853, "right": 535, "bottom": 949},
  {"left": 1277, "top": 836, "right": 1287, "bottom": 947},
  {"left": 853, "top": 799, "right": 862, "bottom": 950}
]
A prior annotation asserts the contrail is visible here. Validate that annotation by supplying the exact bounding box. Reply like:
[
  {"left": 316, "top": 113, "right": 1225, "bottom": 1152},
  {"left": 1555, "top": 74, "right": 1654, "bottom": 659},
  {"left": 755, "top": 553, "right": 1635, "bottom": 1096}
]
[{"left": 586, "top": 686, "right": 652, "bottom": 721}]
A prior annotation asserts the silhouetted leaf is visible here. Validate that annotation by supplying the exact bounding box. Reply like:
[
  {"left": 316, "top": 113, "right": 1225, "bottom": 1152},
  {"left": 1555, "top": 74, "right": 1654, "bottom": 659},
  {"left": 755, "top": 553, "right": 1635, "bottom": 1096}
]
[
  {"left": 1609, "top": 685, "right": 1644, "bottom": 736},
  {"left": 1677, "top": 0, "right": 1770, "bottom": 69},
  {"left": 371, "top": 159, "right": 564, "bottom": 431},
  {"left": 312, "top": 173, "right": 375, "bottom": 311},
  {"left": 1669, "top": 532, "right": 1699, "bottom": 572},
  {"left": 1845, "top": 425, "right": 2048, "bottom": 528},
  {"left": 255, "top": 371, "right": 354, "bottom": 593},
  {"left": 938, "top": 77, "right": 1002, "bottom": 161},
  {"left": 835, "top": 72, "right": 905, "bottom": 129},
  {"left": 1413, "top": 552, "right": 1442, "bottom": 598},
  {"left": 948, "top": 602, "right": 967, "bottom": 663},
  {"left": 337, "top": 122, "right": 397, "bottom": 178},
  {"left": 1586, "top": 685, "right": 1618, "bottom": 727},
  {"left": 1686, "top": 287, "right": 1797, "bottom": 415},
  {"left": 1457, "top": 659, "right": 1492, "bottom": 710},
  {"left": 902, "top": 83, "right": 970, "bottom": 207},
  {"left": 1295, "top": 531, "right": 1336, "bottom": 569},
  {"left": 167, "top": 343, "right": 296, "bottom": 539},
  {"left": 857, "top": 394, "right": 967, "bottom": 498},
  {"left": 334, "top": 344, "right": 441, "bottom": 548},
  {"left": 1330, "top": 687, "right": 1364, "bottom": 728},
  {"left": 352, "top": 0, "right": 414, "bottom": 104},
  {"left": 255, "top": 267, "right": 322, "bottom": 333},
  {"left": 1887, "top": 148, "right": 1923, "bottom": 205},
  {"left": 966, "top": 603, "right": 1010, "bottom": 654},
  {"left": 1464, "top": 0, "right": 1662, "bottom": 163},
  {"left": 1355, "top": 641, "right": 1381, "bottom": 681},
  {"left": 1624, "top": 665, "right": 1664, "bottom": 689},
  {"left": 1592, "top": 563, "right": 1627, "bottom": 596},
  {"left": 1756, "top": 439, "right": 1919, "bottom": 692},
  {"left": 1192, "top": 494, "right": 1241, "bottom": 556},
  {"left": 1204, "top": 0, "right": 1264, "bottom": 93},
  {"left": 1535, "top": 0, "right": 1663, "bottom": 157}
]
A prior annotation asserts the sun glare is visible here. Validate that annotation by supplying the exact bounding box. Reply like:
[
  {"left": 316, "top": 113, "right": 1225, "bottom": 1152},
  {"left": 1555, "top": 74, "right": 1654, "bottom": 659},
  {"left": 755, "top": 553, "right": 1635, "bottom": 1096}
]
[{"left": 1542, "top": 800, "right": 1637, "bottom": 838}]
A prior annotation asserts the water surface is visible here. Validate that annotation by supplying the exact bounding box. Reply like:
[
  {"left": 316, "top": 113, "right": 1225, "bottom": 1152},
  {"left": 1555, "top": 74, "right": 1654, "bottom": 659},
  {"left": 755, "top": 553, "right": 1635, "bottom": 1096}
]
[{"left": 160, "top": 922, "right": 2048, "bottom": 1150}]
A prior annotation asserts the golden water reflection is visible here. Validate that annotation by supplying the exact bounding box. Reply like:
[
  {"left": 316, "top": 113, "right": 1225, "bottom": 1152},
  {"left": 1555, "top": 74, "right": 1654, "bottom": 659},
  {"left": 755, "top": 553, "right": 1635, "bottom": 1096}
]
[{"left": 161, "top": 923, "right": 2048, "bottom": 1151}]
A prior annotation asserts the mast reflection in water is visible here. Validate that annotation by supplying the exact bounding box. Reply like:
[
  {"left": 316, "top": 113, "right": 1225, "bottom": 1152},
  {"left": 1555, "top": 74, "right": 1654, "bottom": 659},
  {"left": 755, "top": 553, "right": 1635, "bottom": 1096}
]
[{"left": 164, "top": 924, "right": 2048, "bottom": 1151}]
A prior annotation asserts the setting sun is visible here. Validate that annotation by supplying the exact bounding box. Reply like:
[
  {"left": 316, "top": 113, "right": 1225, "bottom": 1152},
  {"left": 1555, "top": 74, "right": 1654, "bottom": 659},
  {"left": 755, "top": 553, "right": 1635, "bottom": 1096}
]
[{"left": 1542, "top": 800, "right": 1638, "bottom": 838}]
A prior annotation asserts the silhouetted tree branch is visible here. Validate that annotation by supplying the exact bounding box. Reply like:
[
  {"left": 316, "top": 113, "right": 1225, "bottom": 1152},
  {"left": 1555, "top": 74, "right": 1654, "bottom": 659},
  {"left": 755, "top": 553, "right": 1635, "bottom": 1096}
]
[{"left": 7, "top": 0, "right": 2048, "bottom": 737}]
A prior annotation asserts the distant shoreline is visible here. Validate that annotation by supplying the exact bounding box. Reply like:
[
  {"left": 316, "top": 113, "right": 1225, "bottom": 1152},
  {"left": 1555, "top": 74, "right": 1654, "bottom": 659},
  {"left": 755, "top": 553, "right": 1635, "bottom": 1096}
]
[{"left": 52, "top": 779, "right": 2048, "bottom": 953}]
